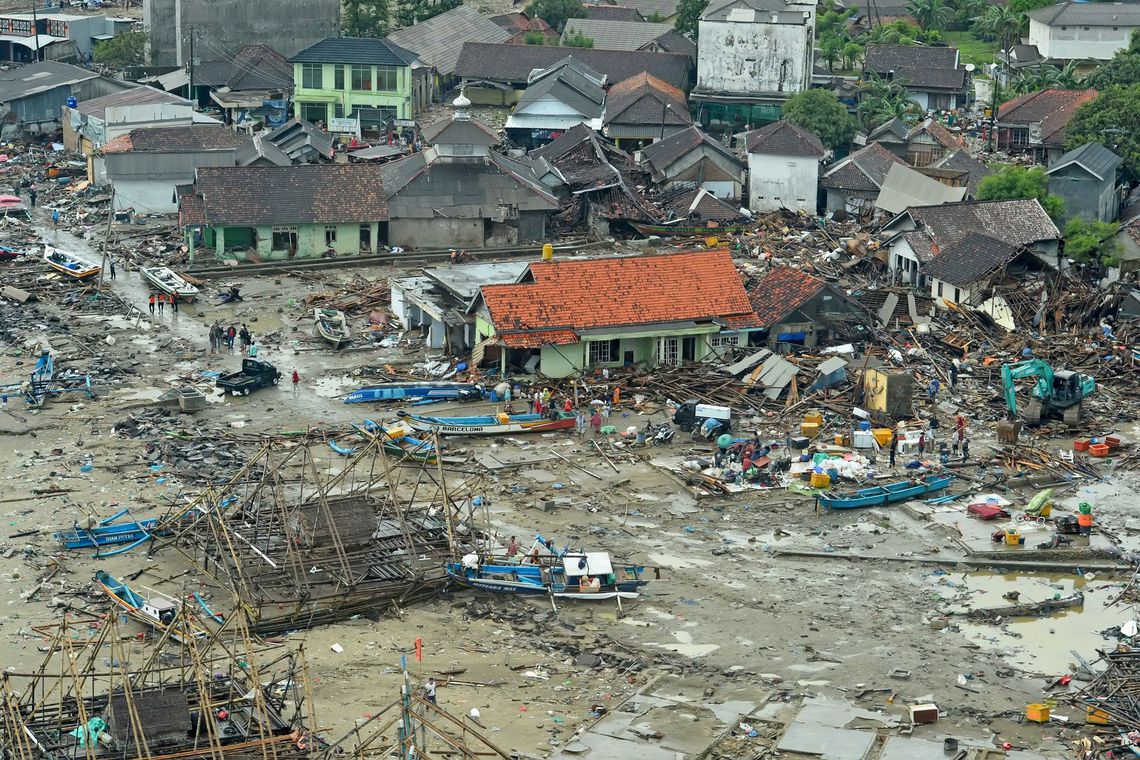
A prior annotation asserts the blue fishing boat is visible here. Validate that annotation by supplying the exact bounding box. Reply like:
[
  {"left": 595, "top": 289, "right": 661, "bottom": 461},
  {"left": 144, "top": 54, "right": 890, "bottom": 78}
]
[
  {"left": 399, "top": 410, "right": 575, "bottom": 436},
  {"left": 94, "top": 570, "right": 210, "bottom": 641},
  {"left": 25, "top": 350, "right": 53, "bottom": 407},
  {"left": 344, "top": 382, "right": 483, "bottom": 404},
  {"left": 816, "top": 474, "right": 954, "bottom": 510},
  {"left": 446, "top": 537, "right": 649, "bottom": 600},
  {"left": 53, "top": 512, "right": 165, "bottom": 550}
]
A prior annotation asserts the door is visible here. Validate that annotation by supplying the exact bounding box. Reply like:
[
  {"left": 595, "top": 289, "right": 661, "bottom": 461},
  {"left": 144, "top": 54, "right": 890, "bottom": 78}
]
[
  {"left": 658, "top": 338, "right": 680, "bottom": 365},
  {"left": 623, "top": 350, "right": 634, "bottom": 366},
  {"left": 682, "top": 337, "right": 697, "bottom": 361}
]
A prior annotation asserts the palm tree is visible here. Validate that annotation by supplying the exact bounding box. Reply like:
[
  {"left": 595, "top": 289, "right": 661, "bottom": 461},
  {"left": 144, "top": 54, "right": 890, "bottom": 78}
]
[
  {"left": 857, "top": 74, "right": 923, "bottom": 130},
  {"left": 972, "top": 5, "right": 1024, "bottom": 55},
  {"left": 1011, "top": 60, "right": 1087, "bottom": 93},
  {"left": 907, "top": 0, "right": 952, "bottom": 30}
]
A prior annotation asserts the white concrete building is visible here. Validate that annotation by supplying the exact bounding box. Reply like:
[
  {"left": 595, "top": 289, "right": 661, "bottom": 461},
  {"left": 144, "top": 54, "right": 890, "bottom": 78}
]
[
  {"left": 743, "top": 120, "right": 826, "bottom": 213},
  {"left": 1027, "top": 2, "right": 1140, "bottom": 62},
  {"left": 693, "top": 0, "right": 815, "bottom": 105}
]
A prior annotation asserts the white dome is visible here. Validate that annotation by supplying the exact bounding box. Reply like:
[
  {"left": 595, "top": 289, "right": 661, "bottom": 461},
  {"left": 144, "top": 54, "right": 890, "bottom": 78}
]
[{"left": 452, "top": 92, "right": 471, "bottom": 109}]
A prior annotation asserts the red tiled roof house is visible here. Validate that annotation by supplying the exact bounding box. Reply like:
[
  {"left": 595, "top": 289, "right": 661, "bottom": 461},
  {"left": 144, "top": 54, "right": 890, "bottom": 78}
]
[
  {"left": 746, "top": 266, "right": 867, "bottom": 348},
  {"left": 472, "top": 250, "right": 760, "bottom": 377}
]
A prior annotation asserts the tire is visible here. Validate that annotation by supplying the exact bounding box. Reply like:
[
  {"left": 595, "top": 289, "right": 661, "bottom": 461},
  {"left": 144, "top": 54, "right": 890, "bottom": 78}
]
[
  {"left": 680, "top": 423, "right": 693, "bottom": 433},
  {"left": 272, "top": 377, "right": 280, "bottom": 386}
]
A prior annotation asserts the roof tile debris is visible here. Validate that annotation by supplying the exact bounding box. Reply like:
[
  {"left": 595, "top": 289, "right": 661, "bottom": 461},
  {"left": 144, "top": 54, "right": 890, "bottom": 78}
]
[{"left": 102, "top": 125, "right": 250, "bottom": 154}]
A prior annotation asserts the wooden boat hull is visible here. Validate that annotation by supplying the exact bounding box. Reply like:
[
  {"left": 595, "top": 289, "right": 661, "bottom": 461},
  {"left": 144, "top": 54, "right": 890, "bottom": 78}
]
[
  {"left": 53, "top": 518, "right": 165, "bottom": 549},
  {"left": 142, "top": 267, "right": 199, "bottom": 301},
  {"left": 314, "top": 308, "right": 350, "bottom": 348},
  {"left": 817, "top": 475, "right": 953, "bottom": 510},
  {"left": 402, "top": 412, "right": 575, "bottom": 436},
  {"left": 631, "top": 222, "right": 749, "bottom": 237},
  {"left": 94, "top": 570, "right": 207, "bottom": 641},
  {"left": 43, "top": 245, "right": 100, "bottom": 279},
  {"left": 964, "top": 592, "right": 1084, "bottom": 620},
  {"left": 345, "top": 383, "right": 481, "bottom": 404}
]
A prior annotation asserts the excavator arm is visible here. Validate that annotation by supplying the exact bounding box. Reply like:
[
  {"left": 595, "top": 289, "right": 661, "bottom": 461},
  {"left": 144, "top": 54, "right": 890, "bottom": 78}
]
[{"left": 1001, "top": 360, "right": 1055, "bottom": 418}]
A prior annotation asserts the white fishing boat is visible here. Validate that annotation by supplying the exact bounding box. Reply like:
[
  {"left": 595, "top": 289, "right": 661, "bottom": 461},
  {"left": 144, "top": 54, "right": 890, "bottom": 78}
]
[
  {"left": 314, "top": 308, "right": 351, "bottom": 348},
  {"left": 142, "top": 266, "right": 199, "bottom": 301},
  {"left": 43, "top": 245, "right": 100, "bottom": 280}
]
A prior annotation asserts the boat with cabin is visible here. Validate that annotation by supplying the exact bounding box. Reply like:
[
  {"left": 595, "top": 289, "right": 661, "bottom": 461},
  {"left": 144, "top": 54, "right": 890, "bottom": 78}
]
[
  {"left": 94, "top": 570, "right": 209, "bottom": 641},
  {"left": 399, "top": 410, "right": 575, "bottom": 436},
  {"left": 43, "top": 245, "right": 100, "bottom": 279},
  {"left": 815, "top": 474, "right": 954, "bottom": 510},
  {"left": 141, "top": 266, "right": 199, "bottom": 301}
]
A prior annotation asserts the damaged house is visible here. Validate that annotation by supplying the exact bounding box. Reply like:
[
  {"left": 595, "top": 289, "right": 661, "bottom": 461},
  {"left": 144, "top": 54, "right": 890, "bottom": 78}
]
[
  {"left": 641, "top": 125, "right": 746, "bottom": 200},
  {"left": 747, "top": 266, "right": 867, "bottom": 349},
  {"left": 379, "top": 93, "right": 558, "bottom": 248},
  {"left": 473, "top": 250, "right": 760, "bottom": 377},
  {"left": 882, "top": 198, "right": 1061, "bottom": 306}
]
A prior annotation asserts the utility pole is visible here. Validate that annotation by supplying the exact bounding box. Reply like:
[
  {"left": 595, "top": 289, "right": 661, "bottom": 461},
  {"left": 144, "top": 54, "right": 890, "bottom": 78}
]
[
  {"left": 30, "top": 0, "right": 41, "bottom": 62},
  {"left": 187, "top": 25, "right": 195, "bottom": 105},
  {"left": 989, "top": 73, "right": 999, "bottom": 153}
]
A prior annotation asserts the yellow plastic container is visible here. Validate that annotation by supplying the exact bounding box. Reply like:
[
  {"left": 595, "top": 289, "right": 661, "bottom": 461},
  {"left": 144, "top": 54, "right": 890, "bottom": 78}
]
[
  {"left": 542, "top": 243, "right": 554, "bottom": 260},
  {"left": 872, "top": 428, "right": 893, "bottom": 446},
  {"left": 801, "top": 422, "right": 820, "bottom": 438},
  {"left": 804, "top": 410, "right": 823, "bottom": 425},
  {"left": 834, "top": 434, "right": 845, "bottom": 446},
  {"left": 1087, "top": 706, "right": 1110, "bottom": 725},
  {"left": 1005, "top": 530, "right": 1022, "bottom": 546},
  {"left": 705, "top": 236, "right": 719, "bottom": 248},
  {"left": 810, "top": 472, "right": 831, "bottom": 488},
  {"left": 1026, "top": 704, "right": 1051, "bottom": 723}
]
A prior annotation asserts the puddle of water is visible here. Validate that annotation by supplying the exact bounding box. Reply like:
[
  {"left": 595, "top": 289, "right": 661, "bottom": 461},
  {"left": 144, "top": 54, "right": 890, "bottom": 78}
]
[
  {"left": 940, "top": 571, "right": 1122, "bottom": 672},
  {"left": 648, "top": 552, "right": 713, "bottom": 569}
]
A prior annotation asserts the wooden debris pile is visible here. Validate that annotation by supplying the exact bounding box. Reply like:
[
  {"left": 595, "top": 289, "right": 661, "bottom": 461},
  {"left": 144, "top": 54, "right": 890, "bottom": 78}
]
[{"left": 304, "top": 275, "right": 391, "bottom": 316}]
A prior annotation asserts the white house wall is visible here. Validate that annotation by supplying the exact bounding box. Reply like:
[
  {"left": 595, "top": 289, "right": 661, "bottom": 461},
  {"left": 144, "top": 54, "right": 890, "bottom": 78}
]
[
  {"left": 1029, "top": 18, "right": 1137, "bottom": 60},
  {"left": 696, "top": 18, "right": 812, "bottom": 96},
  {"left": 748, "top": 152, "right": 817, "bottom": 212}
]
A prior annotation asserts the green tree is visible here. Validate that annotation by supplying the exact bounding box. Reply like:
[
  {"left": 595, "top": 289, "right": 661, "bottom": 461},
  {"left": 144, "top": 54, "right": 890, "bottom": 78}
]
[
  {"left": 782, "top": 89, "right": 855, "bottom": 150},
  {"left": 523, "top": 30, "right": 548, "bottom": 44},
  {"left": 93, "top": 30, "right": 149, "bottom": 68},
  {"left": 975, "top": 165, "right": 1066, "bottom": 222},
  {"left": 1012, "top": 60, "right": 1085, "bottom": 93},
  {"left": 528, "top": 0, "right": 586, "bottom": 32},
  {"left": 563, "top": 31, "right": 594, "bottom": 47},
  {"left": 842, "top": 41, "right": 863, "bottom": 69},
  {"left": 1065, "top": 85, "right": 1140, "bottom": 180},
  {"left": 1064, "top": 218, "right": 1122, "bottom": 267},
  {"left": 342, "top": 0, "right": 391, "bottom": 37},
  {"left": 971, "top": 5, "right": 1023, "bottom": 53},
  {"left": 820, "top": 34, "right": 844, "bottom": 71},
  {"left": 673, "top": 0, "right": 708, "bottom": 39},
  {"left": 1086, "top": 30, "right": 1140, "bottom": 88},
  {"left": 907, "top": 0, "right": 952, "bottom": 30},
  {"left": 953, "top": 0, "right": 986, "bottom": 26},
  {"left": 1008, "top": 0, "right": 1053, "bottom": 15},
  {"left": 856, "top": 73, "right": 922, "bottom": 130},
  {"left": 645, "top": 11, "right": 665, "bottom": 21},
  {"left": 395, "top": 0, "right": 460, "bottom": 28}
]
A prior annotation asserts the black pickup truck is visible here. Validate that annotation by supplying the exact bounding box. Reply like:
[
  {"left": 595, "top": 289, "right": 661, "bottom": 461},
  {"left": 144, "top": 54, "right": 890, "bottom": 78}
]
[{"left": 216, "top": 359, "right": 281, "bottom": 396}]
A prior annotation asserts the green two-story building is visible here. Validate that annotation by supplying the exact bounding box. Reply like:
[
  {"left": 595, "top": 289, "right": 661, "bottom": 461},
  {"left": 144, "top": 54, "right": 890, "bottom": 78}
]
[{"left": 288, "top": 37, "right": 418, "bottom": 130}]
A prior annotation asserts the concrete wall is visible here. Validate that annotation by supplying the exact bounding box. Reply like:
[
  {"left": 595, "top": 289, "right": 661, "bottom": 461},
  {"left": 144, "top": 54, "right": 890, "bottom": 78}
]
[
  {"left": 213, "top": 221, "right": 376, "bottom": 259},
  {"left": 292, "top": 62, "right": 414, "bottom": 122},
  {"left": 106, "top": 149, "right": 238, "bottom": 212},
  {"left": 146, "top": 0, "right": 341, "bottom": 67},
  {"left": 539, "top": 343, "right": 586, "bottom": 378},
  {"left": 389, "top": 218, "right": 484, "bottom": 249},
  {"left": 930, "top": 277, "right": 970, "bottom": 306},
  {"left": 1049, "top": 169, "right": 1118, "bottom": 223},
  {"left": 1029, "top": 18, "right": 1136, "bottom": 61},
  {"left": 748, "top": 151, "right": 817, "bottom": 212},
  {"left": 696, "top": 18, "right": 812, "bottom": 96}
]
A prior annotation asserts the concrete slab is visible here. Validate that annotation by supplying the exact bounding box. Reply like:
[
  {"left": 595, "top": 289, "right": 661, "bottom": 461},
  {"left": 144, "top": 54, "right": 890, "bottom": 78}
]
[
  {"left": 776, "top": 721, "right": 875, "bottom": 760},
  {"left": 796, "top": 696, "right": 898, "bottom": 729},
  {"left": 879, "top": 735, "right": 987, "bottom": 760}
]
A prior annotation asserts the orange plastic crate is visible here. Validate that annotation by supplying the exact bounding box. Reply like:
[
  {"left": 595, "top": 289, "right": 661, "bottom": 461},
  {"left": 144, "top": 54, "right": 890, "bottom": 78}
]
[
  {"left": 1089, "top": 444, "right": 1111, "bottom": 457},
  {"left": 1074, "top": 439, "right": 1090, "bottom": 451}
]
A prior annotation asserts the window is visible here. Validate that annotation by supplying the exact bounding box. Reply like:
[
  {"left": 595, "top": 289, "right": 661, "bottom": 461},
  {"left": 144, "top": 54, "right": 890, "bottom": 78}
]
[
  {"left": 325, "top": 226, "right": 337, "bottom": 244},
  {"left": 300, "top": 102, "right": 327, "bottom": 123},
  {"left": 301, "top": 63, "right": 322, "bottom": 89},
  {"left": 1083, "top": 26, "right": 1089, "bottom": 30},
  {"left": 588, "top": 339, "right": 619, "bottom": 364},
  {"left": 352, "top": 65, "right": 373, "bottom": 91},
  {"left": 334, "top": 102, "right": 345, "bottom": 119},
  {"left": 376, "top": 65, "right": 398, "bottom": 91},
  {"left": 954, "top": 287, "right": 961, "bottom": 303},
  {"left": 334, "top": 64, "right": 345, "bottom": 89},
  {"left": 271, "top": 226, "right": 298, "bottom": 251},
  {"left": 659, "top": 337, "right": 680, "bottom": 365},
  {"left": 709, "top": 333, "right": 740, "bottom": 351},
  {"left": 937, "top": 281, "right": 944, "bottom": 297}
]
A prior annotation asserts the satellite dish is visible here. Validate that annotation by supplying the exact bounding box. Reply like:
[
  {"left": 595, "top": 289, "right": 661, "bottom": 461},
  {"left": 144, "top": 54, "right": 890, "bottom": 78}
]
[{"left": 965, "top": 63, "right": 976, "bottom": 72}]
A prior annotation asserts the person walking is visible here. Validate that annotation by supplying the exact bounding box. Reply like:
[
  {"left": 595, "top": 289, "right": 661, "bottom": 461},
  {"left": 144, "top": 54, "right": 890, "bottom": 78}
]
[
  {"left": 157, "top": 293, "right": 166, "bottom": 315},
  {"left": 208, "top": 326, "right": 218, "bottom": 354},
  {"left": 424, "top": 678, "right": 437, "bottom": 705},
  {"left": 949, "top": 362, "right": 959, "bottom": 388},
  {"left": 961, "top": 437, "right": 970, "bottom": 461},
  {"left": 918, "top": 430, "right": 926, "bottom": 454},
  {"left": 248, "top": 341, "right": 258, "bottom": 358},
  {"left": 28, "top": 186, "right": 37, "bottom": 208},
  {"left": 170, "top": 295, "right": 179, "bottom": 314},
  {"left": 291, "top": 369, "right": 300, "bottom": 396},
  {"left": 927, "top": 377, "right": 940, "bottom": 400},
  {"left": 575, "top": 409, "right": 586, "bottom": 438},
  {"left": 929, "top": 415, "right": 939, "bottom": 446},
  {"left": 226, "top": 325, "right": 237, "bottom": 352},
  {"left": 589, "top": 409, "right": 602, "bottom": 436},
  {"left": 148, "top": 294, "right": 155, "bottom": 315},
  {"left": 889, "top": 430, "right": 898, "bottom": 467},
  {"left": 109, "top": 258, "right": 116, "bottom": 280},
  {"left": 51, "top": 208, "right": 60, "bottom": 227}
]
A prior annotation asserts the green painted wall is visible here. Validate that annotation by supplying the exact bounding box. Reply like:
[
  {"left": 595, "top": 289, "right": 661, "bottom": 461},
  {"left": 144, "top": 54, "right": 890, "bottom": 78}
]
[
  {"left": 293, "top": 62, "right": 413, "bottom": 121},
  {"left": 539, "top": 343, "right": 586, "bottom": 378},
  {"left": 210, "top": 222, "right": 378, "bottom": 260}
]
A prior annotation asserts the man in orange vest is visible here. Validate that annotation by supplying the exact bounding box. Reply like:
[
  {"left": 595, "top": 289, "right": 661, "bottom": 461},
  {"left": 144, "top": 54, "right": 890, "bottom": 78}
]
[
  {"left": 148, "top": 294, "right": 155, "bottom": 314},
  {"left": 1078, "top": 504, "right": 1094, "bottom": 536}
]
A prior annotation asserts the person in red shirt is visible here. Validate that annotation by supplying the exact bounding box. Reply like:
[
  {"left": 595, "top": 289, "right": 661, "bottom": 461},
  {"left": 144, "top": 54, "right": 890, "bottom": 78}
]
[{"left": 291, "top": 369, "right": 300, "bottom": 395}]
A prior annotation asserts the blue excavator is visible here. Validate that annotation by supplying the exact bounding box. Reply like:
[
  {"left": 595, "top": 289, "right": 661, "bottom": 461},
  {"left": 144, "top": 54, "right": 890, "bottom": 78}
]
[{"left": 1001, "top": 359, "right": 1096, "bottom": 425}]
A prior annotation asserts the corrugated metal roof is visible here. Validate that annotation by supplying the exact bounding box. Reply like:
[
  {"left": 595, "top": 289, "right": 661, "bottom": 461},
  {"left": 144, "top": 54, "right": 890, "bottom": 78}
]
[
  {"left": 1046, "top": 141, "right": 1123, "bottom": 182},
  {"left": 0, "top": 61, "right": 100, "bottom": 102},
  {"left": 388, "top": 6, "right": 510, "bottom": 76},
  {"left": 561, "top": 19, "right": 673, "bottom": 50},
  {"left": 1028, "top": 1, "right": 1140, "bottom": 26},
  {"left": 289, "top": 37, "right": 418, "bottom": 66},
  {"left": 874, "top": 163, "right": 967, "bottom": 214},
  {"left": 454, "top": 42, "right": 691, "bottom": 91}
]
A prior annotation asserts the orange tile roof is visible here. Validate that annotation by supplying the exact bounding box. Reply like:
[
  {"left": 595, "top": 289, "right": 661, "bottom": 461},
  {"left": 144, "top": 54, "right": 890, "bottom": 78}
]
[
  {"left": 747, "top": 266, "right": 826, "bottom": 329},
  {"left": 482, "top": 250, "right": 757, "bottom": 348}
]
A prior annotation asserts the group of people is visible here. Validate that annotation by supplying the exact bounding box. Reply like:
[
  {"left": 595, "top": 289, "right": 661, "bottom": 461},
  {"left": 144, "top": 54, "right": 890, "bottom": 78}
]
[
  {"left": 886, "top": 413, "right": 970, "bottom": 466},
  {"left": 147, "top": 293, "right": 180, "bottom": 315},
  {"left": 208, "top": 322, "right": 256, "bottom": 355}
]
